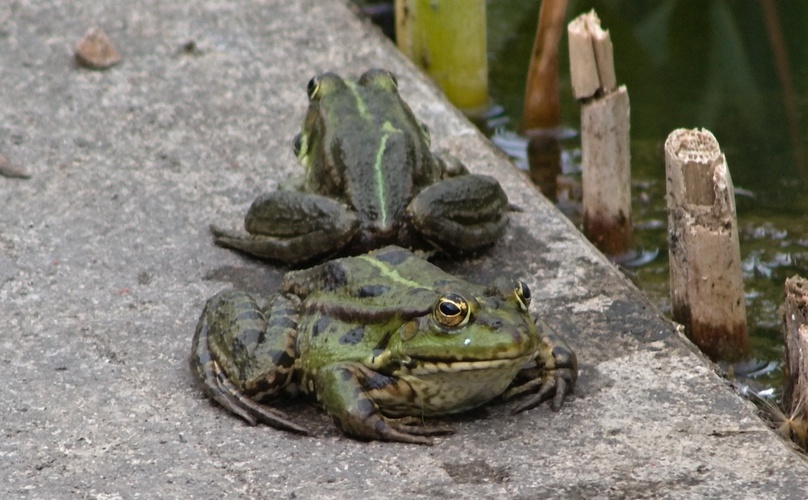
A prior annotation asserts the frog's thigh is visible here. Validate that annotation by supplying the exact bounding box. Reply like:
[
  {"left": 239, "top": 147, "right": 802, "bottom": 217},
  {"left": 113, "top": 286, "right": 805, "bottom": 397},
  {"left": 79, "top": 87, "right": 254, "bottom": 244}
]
[
  {"left": 190, "top": 290, "right": 308, "bottom": 433},
  {"left": 316, "top": 362, "right": 438, "bottom": 444},
  {"left": 408, "top": 174, "right": 509, "bottom": 251},
  {"left": 214, "top": 191, "right": 360, "bottom": 263}
]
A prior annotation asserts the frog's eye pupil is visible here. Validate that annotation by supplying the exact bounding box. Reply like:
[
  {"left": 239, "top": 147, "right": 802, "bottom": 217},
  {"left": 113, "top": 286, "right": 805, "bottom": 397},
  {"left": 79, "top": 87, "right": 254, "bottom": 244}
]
[
  {"left": 307, "top": 76, "right": 319, "bottom": 100},
  {"left": 293, "top": 134, "right": 302, "bottom": 156},
  {"left": 520, "top": 282, "right": 531, "bottom": 300},
  {"left": 439, "top": 301, "right": 460, "bottom": 316}
]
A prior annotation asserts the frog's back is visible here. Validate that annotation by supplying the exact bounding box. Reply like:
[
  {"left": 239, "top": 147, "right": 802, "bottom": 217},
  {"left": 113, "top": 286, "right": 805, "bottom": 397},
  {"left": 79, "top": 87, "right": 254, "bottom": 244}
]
[
  {"left": 283, "top": 246, "right": 466, "bottom": 308},
  {"left": 315, "top": 75, "right": 442, "bottom": 240}
]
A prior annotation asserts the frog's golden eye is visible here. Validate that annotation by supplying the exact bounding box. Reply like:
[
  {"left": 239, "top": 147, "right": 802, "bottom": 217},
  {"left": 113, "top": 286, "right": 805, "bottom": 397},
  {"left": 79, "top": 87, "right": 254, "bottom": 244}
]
[
  {"left": 434, "top": 293, "right": 470, "bottom": 328},
  {"left": 515, "top": 281, "right": 531, "bottom": 311},
  {"left": 306, "top": 76, "right": 320, "bottom": 100}
]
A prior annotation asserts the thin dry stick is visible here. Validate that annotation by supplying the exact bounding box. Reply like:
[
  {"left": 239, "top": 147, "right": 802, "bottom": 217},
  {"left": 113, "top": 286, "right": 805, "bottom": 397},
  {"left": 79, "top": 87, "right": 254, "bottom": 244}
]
[{"left": 758, "top": 0, "right": 808, "bottom": 209}]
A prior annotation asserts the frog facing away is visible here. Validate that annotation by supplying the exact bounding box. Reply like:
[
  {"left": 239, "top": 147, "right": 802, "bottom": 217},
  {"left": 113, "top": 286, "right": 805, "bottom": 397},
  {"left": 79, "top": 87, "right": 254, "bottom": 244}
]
[
  {"left": 190, "top": 245, "right": 577, "bottom": 444},
  {"left": 210, "top": 68, "right": 509, "bottom": 265}
]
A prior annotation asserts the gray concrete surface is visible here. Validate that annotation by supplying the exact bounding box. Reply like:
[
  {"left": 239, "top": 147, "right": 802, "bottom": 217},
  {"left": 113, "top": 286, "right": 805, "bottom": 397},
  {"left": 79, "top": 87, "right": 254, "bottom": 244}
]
[{"left": 1, "top": 1, "right": 806, "bottom": 498}]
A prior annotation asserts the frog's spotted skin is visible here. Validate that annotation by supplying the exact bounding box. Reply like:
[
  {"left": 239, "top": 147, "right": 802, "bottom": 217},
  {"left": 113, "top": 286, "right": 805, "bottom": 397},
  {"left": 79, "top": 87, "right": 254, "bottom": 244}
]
[
  {"left": 210, "top": 69, "right": 509, "bottom": 265},
  {"left": 190, "top": 246, "right": 577, "bottom": 444}
]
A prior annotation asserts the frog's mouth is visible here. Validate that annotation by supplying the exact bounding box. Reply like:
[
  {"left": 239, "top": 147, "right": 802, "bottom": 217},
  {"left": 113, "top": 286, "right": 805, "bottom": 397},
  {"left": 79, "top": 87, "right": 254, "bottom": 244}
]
[{"left": 406, "top": 355, "right": 531, "bottom": 375}]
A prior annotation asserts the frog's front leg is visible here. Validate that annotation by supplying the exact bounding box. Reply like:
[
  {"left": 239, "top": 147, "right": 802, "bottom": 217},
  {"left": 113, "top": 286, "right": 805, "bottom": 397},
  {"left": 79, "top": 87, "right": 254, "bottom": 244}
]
[
  {"left": 211, "top": 190, "right": 360, "bottom": 264},
  {"left": 504, "top": 319, "right": 578, "bottom": 413},
  {"left": 190, "top": 289, "right": 309, "bottom": 434},
  {"left": 407, "top": 174, "right": 509, "bottom": 252},
  {"left": 316, "top": 362, "right": 454, "bottom": 445}
]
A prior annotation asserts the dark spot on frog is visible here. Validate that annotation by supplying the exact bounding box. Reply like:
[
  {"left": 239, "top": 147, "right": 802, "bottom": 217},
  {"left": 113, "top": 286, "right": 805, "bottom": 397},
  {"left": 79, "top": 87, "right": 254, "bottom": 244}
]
[
  {"left": 339, "top": 326, "right": 365, "bottom": 345},
  {"left": 238, "top": 328, "right": 264, "bottom": 347},
  {"left": 321, "top": 261, "right": 348, "bottom": 291},
  {"left": 236, "top": 309, "right": 262, "bottom": 322},
  {"left": 267, "top": 315, "right": 296, "bottom": 332},
  {"left": 356, "top": 397, "right": 375, "bottom": 417},
  {"left": 269, "top": 349, "right": 295, "bottom": 368},
  {"left": 365, "top": 372, "right": 393, "bottom": 390},
  {"left": 312, "top": 316, "right": 332, "bottom": 337},
  {"left": 374, "top": 247, "right": 410, "bottom": 265},
  {"left": 250, "top": 376, "right": 274, "bottom": 394},
  {"left": 356, "top": 284, "right": 389, "bottom": 298}
]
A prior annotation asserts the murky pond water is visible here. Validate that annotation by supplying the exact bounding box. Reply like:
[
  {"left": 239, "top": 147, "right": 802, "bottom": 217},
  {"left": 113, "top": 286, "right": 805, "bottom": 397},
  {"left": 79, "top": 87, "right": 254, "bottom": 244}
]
[{"left": 488, "top": 0, "right": 808, "bottom": 383}]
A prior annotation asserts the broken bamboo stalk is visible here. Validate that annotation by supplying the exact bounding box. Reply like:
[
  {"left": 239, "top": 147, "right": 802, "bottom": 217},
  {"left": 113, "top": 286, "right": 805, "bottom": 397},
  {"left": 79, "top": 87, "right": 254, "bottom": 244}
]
[
  {"left": 783, "top": 275, "right": 808, "bottom": 418},
  {"left": 567, "top": 10, "right": 632, "bottom": 256},
  {"left": 665, "top": 128, "right": 750, "bottom": 362}
]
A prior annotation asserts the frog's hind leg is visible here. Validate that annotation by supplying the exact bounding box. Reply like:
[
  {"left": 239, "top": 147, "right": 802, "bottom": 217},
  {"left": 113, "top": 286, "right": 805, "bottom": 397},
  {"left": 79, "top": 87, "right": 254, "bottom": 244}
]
[
  {"left": 407, "top": 174, "right": 509, "bottom": 252},
  {"left": 190, "top": 290, "right": 309, "bottom": 435},
  {"left": 211, "top": 190, "right": 360, "bottom": 265},
  {"left": 316, "top": 362, "right": 454, "bottom": 445}
]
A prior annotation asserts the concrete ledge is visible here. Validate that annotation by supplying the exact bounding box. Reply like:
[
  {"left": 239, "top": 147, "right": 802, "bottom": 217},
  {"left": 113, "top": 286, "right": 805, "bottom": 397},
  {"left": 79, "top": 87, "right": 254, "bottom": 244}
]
[{"left": 2, "top": 0, "right": 806, "bottom": 497}]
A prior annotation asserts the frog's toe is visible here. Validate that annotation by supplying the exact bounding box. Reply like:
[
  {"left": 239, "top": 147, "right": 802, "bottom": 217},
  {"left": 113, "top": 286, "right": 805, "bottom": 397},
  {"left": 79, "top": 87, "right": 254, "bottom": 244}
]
[
  {"left": 389, "top": 417, "right": 455, "bottom": 436},
  {"left": 209, "top": 224, "right": 258, "bottom": 254},
  {"left": 210, "top": 361, "right": 310, "bottom": 435},
  {"left": 506, "top": 365, "right": 575, "bottom": 414},
  {"left": 375, "top": 416, "right": 455, "bottom": 445}
]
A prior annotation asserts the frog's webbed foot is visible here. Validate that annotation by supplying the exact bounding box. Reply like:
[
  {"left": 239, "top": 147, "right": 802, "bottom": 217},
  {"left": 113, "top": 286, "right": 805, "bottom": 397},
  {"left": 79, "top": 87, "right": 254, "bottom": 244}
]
[
  {"left": 210, "top": 190, "right": 359, "bottom": 264},
  {"left": 317, "top": 362, "right": 453, "bottom": 445},
  {"left": 207, "top": 358, "right": 309, "bottom": 435},
  {"left": 407, "top": 174, "right": 509, "bottom": 252},
  {"left": 504, "top": 328, "right": 578, "bottom": 413},
  {"left": 190, "top": 290, "right": 309, "bottom": 435}
]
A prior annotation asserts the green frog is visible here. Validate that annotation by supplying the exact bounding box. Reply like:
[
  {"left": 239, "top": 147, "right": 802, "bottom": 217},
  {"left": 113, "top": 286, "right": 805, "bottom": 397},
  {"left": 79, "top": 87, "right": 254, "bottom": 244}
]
[
  {"left": 190, "top": 245, "right": 577, "bottom": 444},
  {"left": 210, "top": 68, "right": 509, "bottom": 265}
]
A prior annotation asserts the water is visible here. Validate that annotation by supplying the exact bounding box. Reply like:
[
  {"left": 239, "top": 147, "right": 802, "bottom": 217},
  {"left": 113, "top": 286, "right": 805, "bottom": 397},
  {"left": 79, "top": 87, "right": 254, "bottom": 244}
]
[{"left": 487, "top": 0, "right": 808, "bottom": 379}]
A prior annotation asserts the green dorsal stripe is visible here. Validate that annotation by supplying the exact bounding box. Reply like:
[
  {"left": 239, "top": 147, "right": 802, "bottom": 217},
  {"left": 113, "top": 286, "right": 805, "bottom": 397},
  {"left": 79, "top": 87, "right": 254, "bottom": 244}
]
[
  {"left": 374, "top": 133, "right": 388, "bottom": 226},
  {"left": 347, "top": 81, "right": 368, "bottom": 119},
  {"left": 358, "top": 254, "right": 422, "bottom": 288}
]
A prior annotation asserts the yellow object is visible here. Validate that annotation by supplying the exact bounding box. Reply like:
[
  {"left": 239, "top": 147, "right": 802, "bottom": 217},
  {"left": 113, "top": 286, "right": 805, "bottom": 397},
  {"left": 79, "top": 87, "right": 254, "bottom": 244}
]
[{"left": 396, "top": 0, "right": 489, "bottom": 114}]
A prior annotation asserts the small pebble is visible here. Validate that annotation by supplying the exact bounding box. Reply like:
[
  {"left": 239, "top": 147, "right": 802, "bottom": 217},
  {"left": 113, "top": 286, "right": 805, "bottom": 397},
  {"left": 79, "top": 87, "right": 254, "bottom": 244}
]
[
  {"left": 74, "top": 27, "right": 122, "bottom": 69},
  {"left": 0, "top": 153, "right": 30, "bottom": 178}
]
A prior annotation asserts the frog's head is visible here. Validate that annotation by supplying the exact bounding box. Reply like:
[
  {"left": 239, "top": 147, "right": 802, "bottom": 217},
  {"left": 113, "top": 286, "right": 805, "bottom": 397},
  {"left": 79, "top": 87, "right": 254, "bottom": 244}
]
[
  {"left": 385, "top": 277, "right": 540, "bottom": 371},
  {"left": 293, "top": 68, "right": 408, "bottom": 168}
]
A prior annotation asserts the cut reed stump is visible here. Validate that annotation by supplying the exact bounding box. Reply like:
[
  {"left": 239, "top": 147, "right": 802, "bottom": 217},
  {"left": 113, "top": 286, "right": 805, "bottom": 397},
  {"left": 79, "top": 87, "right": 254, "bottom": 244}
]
[
  {"left": 783, "top": 275, "right": 808, "bottom": 417},
  {"left": 665, "top": 128, "right": 749, "bottom": 362},
  {"left": 567, "top": 10, "right": 632, "bottom": 256},
  {"left": 521, "top": 0, "right": 567, "bottom": 131}
]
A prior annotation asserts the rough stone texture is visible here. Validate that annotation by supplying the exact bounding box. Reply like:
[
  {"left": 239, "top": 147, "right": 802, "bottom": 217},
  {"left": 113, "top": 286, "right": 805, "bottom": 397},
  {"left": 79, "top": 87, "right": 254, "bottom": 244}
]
[{"left": 1, "top": 1, "right": 806, "bottom": 498}]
